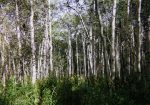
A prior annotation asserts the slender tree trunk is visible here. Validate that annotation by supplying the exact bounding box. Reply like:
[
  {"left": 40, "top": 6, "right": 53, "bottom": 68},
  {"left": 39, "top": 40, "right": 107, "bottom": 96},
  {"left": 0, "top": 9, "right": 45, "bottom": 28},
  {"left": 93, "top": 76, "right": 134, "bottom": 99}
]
[
  {"left": 127, "top": 0, "right": 131, "bottom": 15},
  {"left": 48, "top": 0, "right": 53, "bottom": 72},
  {"left": 93, "top": 35, "right": 96, "bottom": 76},
  {"left": 127, "top": 0, "right": 131, "bottom": 75},
  {"left": 137, "top": 0, "right": 142, "bottom": 72},
  {"left": 98, "top": 7, "right": 109, "bottom": 77},
  {"left": 37, "top": 44, "right": 42, "bottom": 79},
  {"left": 116, "top": 36, "right": 121, "bottom": 78},
  {"left": 88, "top": 21, "right": 93, "bottom": 76},
  {"left": 40, "top": 42, "right": 44, "bottom": 78},
  {"left": 1, "top": 38, "right": 5, "bottom": 86},
  {"left": 111, "top": 0, "right": 117, "bottom": 79},
  {"left": 44, "top": 13, "right": 49, "bottom": 77},
  {"left": 30, "top": 0, "right": 36, "bottom": 84},
  {"left": 131, "top": 25, "right": 136, "bottom": 72},
  {"left": 76, "top": 34, "right": 79, "bottom": 76},
  {"left": 68, "top": 29, "right": 72, "bottom": 76},
  {"left": 12, "top": 57, "right": 16, "bottom": 84},
  {"left": 43, "top": 41, "right": 47, "bottom": 77},
  {"left": 101, "top": 46, "right": 105, "bottom": 77},
  {"left": 2, "top": 67, "right": 6, "bottom": 87},
  {"left": 82, "top": 34, "right": 87, "bottom": 77},
  {"left": 8, "top": 52, "right": 11, "bottom": 79},
  {"left": 71, "top": 48, "right": 74, "bottom": 75},
  {"left": 15, "top": 0, "right": 22, "bottom": 81}
]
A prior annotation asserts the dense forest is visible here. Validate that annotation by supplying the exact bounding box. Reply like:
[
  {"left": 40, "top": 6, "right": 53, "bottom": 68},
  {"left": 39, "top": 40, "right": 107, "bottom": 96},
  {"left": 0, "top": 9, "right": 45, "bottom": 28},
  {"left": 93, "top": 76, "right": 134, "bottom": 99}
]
[{"left": 0, "top": 0, "right": 150, "bottom": 105}]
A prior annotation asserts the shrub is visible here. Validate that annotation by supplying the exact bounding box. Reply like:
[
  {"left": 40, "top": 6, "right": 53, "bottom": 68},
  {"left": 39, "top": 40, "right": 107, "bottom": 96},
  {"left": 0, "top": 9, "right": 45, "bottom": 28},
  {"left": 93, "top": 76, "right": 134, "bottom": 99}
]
[{"left": 0, "top": 75, "right": 150, "bottom": 105}]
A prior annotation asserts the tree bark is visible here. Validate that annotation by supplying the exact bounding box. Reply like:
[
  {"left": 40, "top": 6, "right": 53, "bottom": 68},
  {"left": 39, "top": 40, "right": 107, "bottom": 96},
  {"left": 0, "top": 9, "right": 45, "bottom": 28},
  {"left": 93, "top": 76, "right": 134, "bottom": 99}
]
[
  {"left": 137, "top": 0, "right": 142, "bottom": 72},
  {"left": 127, "top": 0, "right": 131, "bottom": 16},
  {"left": 15, "top": 0, "right": 22, "bottom": 82},
  {"left": 44, "top": 13, "right": 49, "bottom": 77},
  {"left": 111, "top": 0, "right": 117, "bottom": 79},
  {"left": 82, "top": 33, "right": 87, "bottom": 77},
  {"left": 68, "top": 29, "right": 72, "bottom": 76},
  {"left": 115, "top": 36, "right": 121, "bottom": 78},
  {"left": 30, "top": 0, "right": 36, "bottom": 84},
  {"left": 0, "top": 37, "right": 5, "bottom": 86},
  {"left": 127, "top": 0, "right": 131, "bottom": 75},
  {"left": 76, "top": 34, "right": 79, "bottom": 76},
  {"left": 48, "top": 0, "right": 53, "bottom": 72},
  {"left": 88, "top": 21, "right": 93, "bottom": 76}
]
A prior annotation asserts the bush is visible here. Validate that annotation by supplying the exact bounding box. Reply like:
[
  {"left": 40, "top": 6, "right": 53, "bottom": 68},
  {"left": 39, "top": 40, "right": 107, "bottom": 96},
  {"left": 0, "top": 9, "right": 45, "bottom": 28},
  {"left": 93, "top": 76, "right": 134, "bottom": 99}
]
[
  {"left": 0, "top": 75, "right": 150, "bottom": 105},
  {"left": 2, "top": 79, "right": 34, "bottom": 105}
]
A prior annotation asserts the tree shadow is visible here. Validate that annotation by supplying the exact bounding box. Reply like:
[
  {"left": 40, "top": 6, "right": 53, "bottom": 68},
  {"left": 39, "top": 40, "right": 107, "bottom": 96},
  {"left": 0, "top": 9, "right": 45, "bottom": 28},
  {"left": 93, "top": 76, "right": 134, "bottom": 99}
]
[{"left": 0, "top": 97, "right": 8, "bottom": 105}]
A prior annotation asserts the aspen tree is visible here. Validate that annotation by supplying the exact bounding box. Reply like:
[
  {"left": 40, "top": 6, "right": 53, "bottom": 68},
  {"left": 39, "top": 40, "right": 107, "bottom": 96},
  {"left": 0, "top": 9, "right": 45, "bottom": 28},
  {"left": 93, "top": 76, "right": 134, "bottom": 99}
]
[
  {"left": 68, "top": 28, "right": 72, "bottom": 76},
  {"left": 30, "top": 0, "right": 36, "bottom": 84},
  {"left": 15, "top": 0, "right": 22, "bottom": 81},
  {"left": 111, "top": 0, "right": 117, "bottom": 79},
  {"left": 48, "top": 0, "right": 53, "bottom": 72},
  {"left": 137, "top": 0, "right": 142, "bottom": 72}
]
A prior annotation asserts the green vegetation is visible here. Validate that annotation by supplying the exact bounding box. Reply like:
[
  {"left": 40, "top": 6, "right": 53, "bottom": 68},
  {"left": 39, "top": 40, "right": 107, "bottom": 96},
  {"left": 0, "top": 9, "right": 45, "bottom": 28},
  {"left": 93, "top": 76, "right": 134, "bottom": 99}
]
[
  {"left": 0, "top": 75, "right": 150, "bottom": 105},
  {"left": 0, "top": 0, "right": 150, "bottom": 104}
]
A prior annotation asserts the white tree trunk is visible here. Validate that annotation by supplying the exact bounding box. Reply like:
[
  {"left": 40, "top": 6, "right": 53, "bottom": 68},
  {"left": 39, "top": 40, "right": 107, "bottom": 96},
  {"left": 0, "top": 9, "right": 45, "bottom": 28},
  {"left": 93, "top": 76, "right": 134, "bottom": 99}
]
[
  {"left": 76, "top": 34, "right": 79, "bottom": 76},
  {"left": 137, "top": 0, "right": 142, "bottom": 72},
  {"left": 88, "top": 22, "right": 93, "bottom": 76},
  {"left": 68, "top": 29, "right": 72, "bottom": 76},
  {"left": 116, "top": 36, "right": 120, "bottom": 78},
  {"left": 30, "top": 0, "right": 36, "bottom": 84},
  {"left": 127, "top": 0, "right": 131, "bottom": 75},
  {"left": 48, "top": 0, "right": 53, "bottom": 72},
  {"left": 12, "top": 57, "right": 16, "bottom": 84},
  {"left": 111, "top": 0, "right": 117, "bottom": 78},
  {"left": 127, "top": 0, "right": 131, "bottom": 16},
  {"left": 131, "top": 24, "right": 136, "bottom": 72},
  {"left": 93, "top": 36, "right": 96, "bottom": 76},
  {"left": 44, "top": 14, "right": 49, "bottom": 77},
  {"left": 82, "top": 34, "right": 87, "bottom": 77},
  {"left": 15, "top": 0, "right": 22, "bottom": 81},
  {"left": 1, "top": 38, "right": 5, "bottom": 86}
]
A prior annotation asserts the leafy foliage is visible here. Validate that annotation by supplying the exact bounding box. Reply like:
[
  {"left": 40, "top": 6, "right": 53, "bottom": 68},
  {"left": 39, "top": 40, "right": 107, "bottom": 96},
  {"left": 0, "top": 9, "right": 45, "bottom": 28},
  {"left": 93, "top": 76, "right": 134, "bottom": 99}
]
[{"left": 1, "top": 75, "right": 150, "bottom": 105}]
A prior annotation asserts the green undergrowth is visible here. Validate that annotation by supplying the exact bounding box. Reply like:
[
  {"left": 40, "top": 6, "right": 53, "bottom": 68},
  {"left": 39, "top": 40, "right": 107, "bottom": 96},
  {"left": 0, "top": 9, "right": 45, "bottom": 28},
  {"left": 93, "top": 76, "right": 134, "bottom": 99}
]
[{"left": 0, "top": 75, "right": 150, "bottom": 105}]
